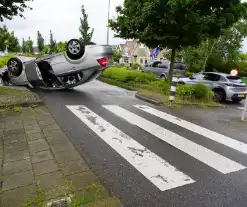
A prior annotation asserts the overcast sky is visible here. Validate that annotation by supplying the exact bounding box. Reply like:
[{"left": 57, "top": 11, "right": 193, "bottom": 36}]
[{"left": 0, "top": 0, "right": 247, "bottom": 52}]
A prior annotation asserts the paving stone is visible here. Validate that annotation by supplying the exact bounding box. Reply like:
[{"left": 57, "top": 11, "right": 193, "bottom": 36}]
[
  {"left": 4, "top": 124, "right": 23, "bottom": 131},
  {"left": 74, "top": 184, "right": 109, "bottom": 203},
  {"left": 67, "top": 171, "right": 98, "bottom": 191},
  {"left": 33, "top": 159, "right": 60, "bottom": 175},
  {"left": 31, "top": 150, "right": 54, "bottom": 163},
  {"left": 36, "top": 170, "right": 65, "bottom": 189},
  {"left": 4, "top": 141, "right": 28, "bottom": 153},
  {"left": 3, "top": 171, "right": 35, "bottom": 191},
  {"left": 24, "top": 124, "right": 40, "bottom": 130},
  {"left": 23, "top": 120, "right": 38, "bottom": 126},
  {"left": 39, "top": 120, "right": 56, "bottom": 127},
  {"left": 4, "top": 120, "right": 22, "bottom": 125},
  {"left": 2, "top": 184, "right": 37, "bottom": 207},
  {"left": 0, "top": 150, "right": 2, "bottom": 160},
  {"left": 4, "top": 134, "right": 26, "bottom": 145},
  {"left": 86, "top": 197, "right": 122, "bottom": 207},
  {"left": 26, "top": 132, "right": 45, "bottom": 141},
  {"left": 54, "top": 150, "right": 81, "bottom": 164},
  {"left": 25, "top": 128, "right": 42, "bottom": 135},
  {"left": 47, "top": 135, "right": 71, "bottom": 146},
  {"left": 60, "top": 159, "right": 90, "bottom": 176},
  {"left": 4, "top": 150, "right": 30, "bottom": 163},
  {"left": 44, "top": 185, "right": 70, "bottom": 200},
  {"left": 3, "top": 159, "right": 32, "bottom": 175},
  {"left": 43, "top": 129, "right": 66, "bottom": 139},
  {"left": 51, "top": 143, "right": 75, "bottom": 154},
  {"left": 28, "top": 139, "right": 49, "bottom": 153},
  {"left": 3, "top": 129, "right": 25, "bottom": 137}
]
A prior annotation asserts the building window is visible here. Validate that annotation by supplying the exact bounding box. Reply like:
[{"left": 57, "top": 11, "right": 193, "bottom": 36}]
[
  {"left": 140, "top": 58, "right": 143, "bottom": 64},
  {"left": 145, "top": 59, "right": 148, "bottom": 64},
  {"left": 123, "top": 57, "right": 129, "bottom": 63}
]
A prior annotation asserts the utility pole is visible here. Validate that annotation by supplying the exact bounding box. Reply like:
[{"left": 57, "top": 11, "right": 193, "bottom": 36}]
[{"left": 106, "top": 0, "right": 110, "bottom": 45}]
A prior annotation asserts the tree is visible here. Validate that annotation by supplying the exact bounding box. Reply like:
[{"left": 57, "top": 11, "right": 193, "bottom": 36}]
[
  {"left": 79, "top": 5, "right": 94, "bottom": 45},
  {"left": 0, "top": 25, "right": 19, "bottom": 51},
  {"left": 56, "top": 41, "right": 67, "bottom": 52},
  {"left": 49, "top": 30, "right": 57, "bottom": 53},
  {"left": 109, "top": 0, "right": 247, "bottom": 82},
  {"left": 37, "top": 31, "right": 44, "bottom": 52},
  {"left": 0, "top": 0, "right": 33, "bottom": 22},
  {"left": 26, "top": 36, "right": 33, "bottom": 53},
  {"left": 182, "top": 19, "right": 247, "bottom": 72},
  {"left": 21, "top": 38, "right": 27, "bottom": 53},
  {"left": 113, "top": 49, "right": 121, "bottom": 63}
]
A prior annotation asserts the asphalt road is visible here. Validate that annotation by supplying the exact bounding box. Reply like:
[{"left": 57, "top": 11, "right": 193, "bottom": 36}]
[{"left": 35, "top": 80, "right": 247, "bottom": 207}]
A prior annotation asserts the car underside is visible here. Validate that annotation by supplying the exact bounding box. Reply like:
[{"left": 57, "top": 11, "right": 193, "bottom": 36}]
[{"left": 0, "top": 39, "right": 113, "bottom": 90}]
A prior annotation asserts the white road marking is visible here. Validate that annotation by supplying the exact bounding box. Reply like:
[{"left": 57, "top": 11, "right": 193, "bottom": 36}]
[
  {"left": 66, "top": 105, "right": 195, "bottom": 191},
  {"left": 103, "top": 105, "right": 246, "bottom": 174},
  {"left": 134, "top": 105, "right": 247, "bottom": 155}
]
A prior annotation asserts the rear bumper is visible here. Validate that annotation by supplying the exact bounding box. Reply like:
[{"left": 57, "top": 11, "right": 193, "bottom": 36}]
[{"left": 230, "top": 94, "right": 246, "bottom": 100}]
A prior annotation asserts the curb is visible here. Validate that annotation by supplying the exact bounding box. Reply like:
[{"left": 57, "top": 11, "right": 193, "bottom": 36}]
[
  {"left": 0, "top": 100, "right": 44, "bottom": 109},
  {"left": 135, "top": 92, "right": 162, "bottom": 105},
  {"left": 135, "top": 92, "right": 225, "bottom": 108}
]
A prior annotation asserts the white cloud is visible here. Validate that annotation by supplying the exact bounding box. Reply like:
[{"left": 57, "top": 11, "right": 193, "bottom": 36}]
[
  {"left": 0, "top": 0, "right": 125, "bottom": 46},
  {"left": 0, "top": 0, "right": 247, "bottom": 53}
]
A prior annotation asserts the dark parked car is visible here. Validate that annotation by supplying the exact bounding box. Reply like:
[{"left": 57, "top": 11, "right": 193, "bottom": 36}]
[{"left": 141, "top": 60, "right": 186, "bottom": 79}]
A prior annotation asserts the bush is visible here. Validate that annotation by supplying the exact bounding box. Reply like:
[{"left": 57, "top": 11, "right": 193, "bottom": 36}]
[
  {"left": 177, "top": 83, "right": 213, "bottom": 101},
  {"left": 185, "top": 71, "right": 195, "bottom": 77},
  {"left": 101, "top": 67, "right": 156, "bottom": 83}
]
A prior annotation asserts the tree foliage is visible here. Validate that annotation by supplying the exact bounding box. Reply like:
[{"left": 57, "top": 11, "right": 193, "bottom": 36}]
[
  {"left": 109, "top": 0, "right": 247, "bottom": 82},
  {"left": 113, "top": 49, "right": 121, "bottom": 63},
  {"left": 37, "top": 31, "right": 44, "bottom": 52},
  {"left": 25, "top": 36, "right": 33, "bottom": 53},
  {"left": 0, "top": 0, "right": 33, "bottom": 21},
  {"left": 0, "top": 25, "right": 19, "bottom": 52},
  {"left": 56, "top": 41, "right": 67, "bottom": 52},
  {"left": 49, "top": 30, "right": 57, "bottom": 53},
  {"left": 79, "top": 5, "right": 94, "bottom": 45}
]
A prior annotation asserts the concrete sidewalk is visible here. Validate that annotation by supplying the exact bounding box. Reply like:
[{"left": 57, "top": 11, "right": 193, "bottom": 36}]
[{"left": 0, "top": 106, "right": 121, "bottom": 207}]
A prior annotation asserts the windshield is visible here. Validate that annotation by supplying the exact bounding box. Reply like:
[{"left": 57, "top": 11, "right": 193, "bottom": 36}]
[{"left": 227, "top": 76, "right": 243, "bottom": 83}]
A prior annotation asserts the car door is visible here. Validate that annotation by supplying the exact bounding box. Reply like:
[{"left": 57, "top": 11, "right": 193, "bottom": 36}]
[
  {"left": 186, "top": 73, "right": 206, "bottom": 85},
  {"left": 143, "top": 61, "right": 162, "bottom": 76}
]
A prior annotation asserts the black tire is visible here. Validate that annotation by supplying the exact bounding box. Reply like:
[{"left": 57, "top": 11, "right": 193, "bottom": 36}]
[
  {"left": 213, "top": 88, "right": 226, "bottom": 102},
  {"left": 232, "top": 99, "right": 242, "bottom": 104},
  {"left": 7, "top": 58, "right": 23, "bottom": 76},
  {"left": 160, "top": 74, "right": 167, "bottom": 80},
  {"left": 178, "top": 81, "right": 185, "bottom": 85},
  {"left": 66, "top": 39, "right": 85, "bottom": 60}
]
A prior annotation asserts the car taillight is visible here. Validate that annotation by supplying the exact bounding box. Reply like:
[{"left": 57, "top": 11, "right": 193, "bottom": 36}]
[{"left": 97, "top": 57, "right": 107, "bottom": 68}]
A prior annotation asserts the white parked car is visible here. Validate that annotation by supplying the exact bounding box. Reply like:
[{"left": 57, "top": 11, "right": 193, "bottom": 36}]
[{"left": 0, "top": 39, "right": 113, "bottom": 90}]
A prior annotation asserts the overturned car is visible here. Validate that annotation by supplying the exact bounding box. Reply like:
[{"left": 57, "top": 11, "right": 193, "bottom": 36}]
[{"left": 0, "top": 39, "right": 113, "bottom": 90}]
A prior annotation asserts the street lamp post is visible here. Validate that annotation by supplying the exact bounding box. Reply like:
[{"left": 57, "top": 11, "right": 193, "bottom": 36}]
[{"left": 106, "top": 0, "right": 110, "bottom": 45}]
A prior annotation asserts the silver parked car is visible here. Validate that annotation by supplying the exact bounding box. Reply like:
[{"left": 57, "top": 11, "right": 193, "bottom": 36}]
[
  {"left": 178, "top": 72, "right": 247, "bottom": 103},
  {"left": 141, "top": 60, "right": 186, "bottom": 79},
  {"left": 1, "top": 39, "right": 113, "bottom": 90}
]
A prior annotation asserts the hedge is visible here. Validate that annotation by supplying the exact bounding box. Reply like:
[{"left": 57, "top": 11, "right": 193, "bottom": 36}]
[{"left": 101, "top": 67, "right": 213, "bottom": 102}]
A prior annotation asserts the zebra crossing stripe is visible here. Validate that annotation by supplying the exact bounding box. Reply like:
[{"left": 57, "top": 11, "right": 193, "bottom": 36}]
[
  {"left": 134, "top": 105, "right": 247, "bottom": 155},
  {"left": 103, "top": 105, "right": 246, "bottom": 174},
  {"left": 66, "top": 105, "right": 195, "bottom": 191}
]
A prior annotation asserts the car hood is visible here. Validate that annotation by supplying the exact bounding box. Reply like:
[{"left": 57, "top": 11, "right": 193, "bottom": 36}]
[{"left": 178, "top": 77, "right": 191, "bottom": 82}]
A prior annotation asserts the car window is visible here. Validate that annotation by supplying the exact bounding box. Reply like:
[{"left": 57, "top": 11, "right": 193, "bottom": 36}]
[
  {"left": 226, "top": 76, "right": 243, "bottom": 83},
  {"left": 152, "top": 61, "right": 162, "bottom": 67},
  {"left": 158, "top": 63, "right": 168, "bottom": 69},
  {"left": 193, "top": 73, "right": 205, "bottom": 80},
  {"left": 203, "top": 73, "right": 221, "bottom": 81}
]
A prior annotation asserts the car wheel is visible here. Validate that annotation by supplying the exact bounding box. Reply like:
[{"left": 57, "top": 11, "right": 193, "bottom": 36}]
[
  {"left": 66, "top": 39, "right": 85, "bottom": 60},
  {"left": 178, "top": 81, "right": 185, "bottom": 85},
  {"left": 213, "top": 89, "right": 226, "bottom": 102},
  {"left": 232, "top": 99, "right": 242, "bottom": 104},
  {"left": 160, "top": 75, "right": 167, "bottom": 80},
  {"left": 7, "top": 58, "right": 23, "bottom": 76}
]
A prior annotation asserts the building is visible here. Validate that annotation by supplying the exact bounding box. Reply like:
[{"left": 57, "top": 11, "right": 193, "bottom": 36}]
[
  {"left": 116, "top": 40, "right": 151, "bottom": 65},
  {"left": 116, "top": 40, "right": 170, "bottom": 65}
]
